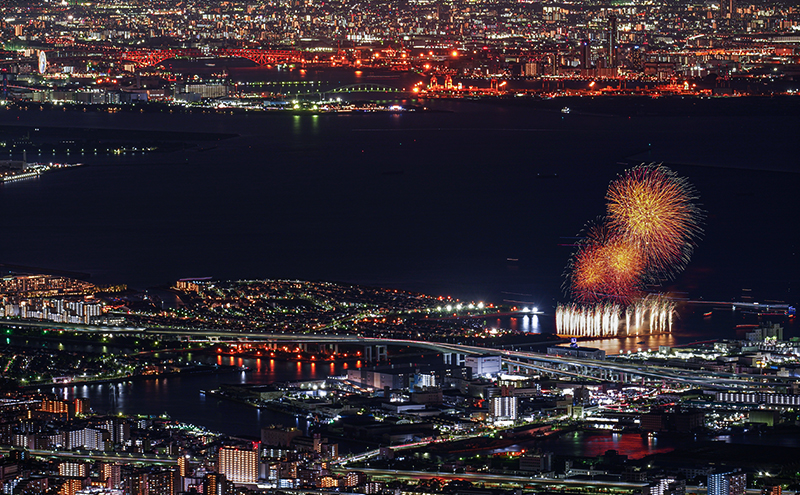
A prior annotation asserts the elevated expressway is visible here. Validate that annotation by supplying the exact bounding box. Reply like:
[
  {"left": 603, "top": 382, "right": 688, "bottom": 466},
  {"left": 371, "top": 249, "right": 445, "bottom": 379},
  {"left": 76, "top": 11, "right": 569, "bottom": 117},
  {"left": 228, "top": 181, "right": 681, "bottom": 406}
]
[{"left": 2, "top": 319, "right": 789, "bottom": 391}]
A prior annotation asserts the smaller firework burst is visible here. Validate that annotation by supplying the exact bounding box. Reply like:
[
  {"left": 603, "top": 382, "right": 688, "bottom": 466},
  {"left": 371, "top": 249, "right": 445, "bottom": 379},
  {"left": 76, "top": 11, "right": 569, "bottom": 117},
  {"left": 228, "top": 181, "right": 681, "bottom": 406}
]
[{"left": 566, "top": 219, "right": 645, "bottom": 304}]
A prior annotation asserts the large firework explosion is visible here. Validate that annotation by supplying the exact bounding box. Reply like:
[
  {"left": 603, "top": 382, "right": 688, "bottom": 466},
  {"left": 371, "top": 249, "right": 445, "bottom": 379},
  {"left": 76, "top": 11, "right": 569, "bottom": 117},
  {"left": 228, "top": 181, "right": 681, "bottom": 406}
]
[
  {"left": 606, "top": 163, "right": 704, "bottom": 280},
  {"left": 559, "top": 163, "right": 702, "bottom": 337}
]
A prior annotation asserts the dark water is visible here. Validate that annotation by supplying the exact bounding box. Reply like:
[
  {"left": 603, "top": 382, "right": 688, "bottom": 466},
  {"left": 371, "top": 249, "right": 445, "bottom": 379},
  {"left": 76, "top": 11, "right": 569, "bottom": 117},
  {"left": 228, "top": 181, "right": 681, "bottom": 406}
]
[
  {"left": 514, "top": 430, "right": 800, "bottom": 459},
  {"left": 1, "top": 98, "right": 798, "bottom": 309},
  {"left": 48, "top": 355, "right": 362, "bottom": 438}
]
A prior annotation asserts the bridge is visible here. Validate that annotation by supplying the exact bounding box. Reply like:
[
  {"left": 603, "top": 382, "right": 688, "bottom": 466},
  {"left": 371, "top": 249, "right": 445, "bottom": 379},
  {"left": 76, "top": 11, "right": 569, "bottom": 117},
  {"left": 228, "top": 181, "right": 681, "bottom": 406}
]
[
  {"left": 325, "top": 83, "right": 406, "bottom": 94},
  {"left": 119, "top": 48, "right": 304, "bottom": 67},
  {"left": 3, "top": 319, "right": 793, "bottom": 390},
  {"left": 329, "top": 467, "right": 650, "bottom": 494},
  {"left": 0, "top": 446, "right": 182, "bottom": 465}
]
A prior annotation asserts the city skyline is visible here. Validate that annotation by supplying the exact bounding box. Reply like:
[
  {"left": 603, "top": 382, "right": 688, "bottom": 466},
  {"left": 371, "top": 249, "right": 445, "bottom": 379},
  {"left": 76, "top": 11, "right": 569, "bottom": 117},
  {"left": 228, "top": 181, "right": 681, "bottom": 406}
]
[{"left": 0, "top": 0, "right": 799, "bottom": 494}]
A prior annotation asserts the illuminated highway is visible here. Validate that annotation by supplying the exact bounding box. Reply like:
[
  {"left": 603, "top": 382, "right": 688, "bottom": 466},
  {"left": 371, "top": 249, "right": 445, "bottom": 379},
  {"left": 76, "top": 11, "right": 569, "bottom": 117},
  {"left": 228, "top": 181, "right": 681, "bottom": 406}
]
[
  {"left": 4, "top": 319, "right": 795, "bottom": 390},
  {"left": 0, "top": 446, "right": 183, "bottom": 465},
  {"left": 329, "top": 467, "right": 650, "bottom": 493}
]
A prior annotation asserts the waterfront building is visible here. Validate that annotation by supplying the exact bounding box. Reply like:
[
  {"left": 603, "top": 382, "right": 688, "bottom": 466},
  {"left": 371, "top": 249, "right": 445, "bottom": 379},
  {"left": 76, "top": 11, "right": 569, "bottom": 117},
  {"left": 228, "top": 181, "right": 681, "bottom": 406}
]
[
  {"left": 465, "top": 354, "right": 502, "bottom": 378},
  {"left": 640, "top": 411, "right": 704, "bottom": 433},
  {"left": 348, "top": 363, "right": 470, "bottom": 390},
  {"left": 520, "top": 452, "right": 553, "bottom": 472},
  {"left": 218, "top": 446, "right": 258, "bottom": 484},
  {"left": 746, "top": 324, "right": 784, "bottom": 341},
  {"left": 708, "top": 470, "right": 746, "bottom": 495},
  {"left": 547, "top": 346, "right": 606, "bottom": 360},
  {"left": 489, "top": 396, "right": 518, "bottom": 422},
  {"left": 74, "top": 398, "right": 90, "bottom": 416},
  {"left": 261, "top": 426, "right": 301, "bottom": 447},
  {"left": 40, "top": 398, "right": 70, "bottom": 418}
]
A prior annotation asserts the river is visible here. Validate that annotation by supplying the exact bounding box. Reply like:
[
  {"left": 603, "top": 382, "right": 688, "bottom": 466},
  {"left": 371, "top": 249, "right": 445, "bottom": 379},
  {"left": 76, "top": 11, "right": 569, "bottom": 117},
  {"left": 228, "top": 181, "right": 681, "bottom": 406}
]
[{"left": 47, "top": 354, "right": 362, "bottom": 439}]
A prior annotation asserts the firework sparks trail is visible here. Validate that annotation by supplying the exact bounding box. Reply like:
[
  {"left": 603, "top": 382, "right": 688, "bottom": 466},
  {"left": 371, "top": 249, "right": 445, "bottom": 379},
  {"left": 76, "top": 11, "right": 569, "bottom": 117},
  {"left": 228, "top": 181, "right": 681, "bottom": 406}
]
[{"left": 556, "top": 295, "right": 675, "bottom": 337}]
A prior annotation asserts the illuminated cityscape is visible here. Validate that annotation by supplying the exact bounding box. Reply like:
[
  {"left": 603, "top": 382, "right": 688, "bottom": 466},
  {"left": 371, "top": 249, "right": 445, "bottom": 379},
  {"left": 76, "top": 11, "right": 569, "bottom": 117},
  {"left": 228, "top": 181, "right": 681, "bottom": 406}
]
[
  {"left": 0, "top": 1, "right": 798, "bottom": 495},
  {"left": 0, "top": 0, "right": 798, "bottom": 106}
]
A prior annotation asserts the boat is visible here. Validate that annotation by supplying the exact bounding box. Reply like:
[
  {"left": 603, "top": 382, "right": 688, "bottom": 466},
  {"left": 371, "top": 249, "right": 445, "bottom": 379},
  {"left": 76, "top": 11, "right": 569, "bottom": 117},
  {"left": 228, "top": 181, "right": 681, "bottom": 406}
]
[
  {"left": 237, "top": 366, "right": 252, "bottom": 372},
  {"left": 561, "top": 107, "right": 571, "bottom": 114}
]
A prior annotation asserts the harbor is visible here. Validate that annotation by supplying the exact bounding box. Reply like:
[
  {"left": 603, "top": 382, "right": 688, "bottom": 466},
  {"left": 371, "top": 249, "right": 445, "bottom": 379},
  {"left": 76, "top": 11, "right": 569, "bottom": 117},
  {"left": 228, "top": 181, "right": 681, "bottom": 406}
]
[{"left": 0, "top": 160, "right": 82, "bottom": 183}]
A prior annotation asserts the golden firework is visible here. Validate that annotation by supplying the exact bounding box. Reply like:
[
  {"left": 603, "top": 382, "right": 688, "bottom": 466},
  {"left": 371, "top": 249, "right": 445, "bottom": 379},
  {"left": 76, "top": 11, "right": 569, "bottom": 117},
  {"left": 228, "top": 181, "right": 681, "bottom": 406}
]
[{"left": 606, "top": 163, "right": 703, "bottom": 279}]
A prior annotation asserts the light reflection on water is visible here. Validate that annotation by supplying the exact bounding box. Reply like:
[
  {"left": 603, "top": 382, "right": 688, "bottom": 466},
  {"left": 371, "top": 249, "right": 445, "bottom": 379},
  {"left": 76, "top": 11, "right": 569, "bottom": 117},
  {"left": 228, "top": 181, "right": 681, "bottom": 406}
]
[
  {"left": 49, "top": 357, "right": 361, "bottom": 438},
  {"left": 530, "top": 431, "right": 677, "bottom": 459}
]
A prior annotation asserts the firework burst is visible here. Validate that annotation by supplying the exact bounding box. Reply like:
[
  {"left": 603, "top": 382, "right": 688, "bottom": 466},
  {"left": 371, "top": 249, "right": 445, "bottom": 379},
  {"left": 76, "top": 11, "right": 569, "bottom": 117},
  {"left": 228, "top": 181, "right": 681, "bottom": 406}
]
[
  {"left": 605, "top": 163, "right": 704, "bottom": 279},
  {"left": 559, "top": 164, "right": 701, "bottom": 338},
  {"left": 567, "top": 219, "right": 645, "bottom": 303}
]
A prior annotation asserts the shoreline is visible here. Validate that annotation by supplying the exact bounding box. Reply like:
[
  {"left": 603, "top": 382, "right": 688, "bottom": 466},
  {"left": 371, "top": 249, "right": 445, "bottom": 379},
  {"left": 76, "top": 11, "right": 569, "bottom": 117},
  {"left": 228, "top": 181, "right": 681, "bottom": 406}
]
[{"left": 22, "top": 364, "right": 240, "bottom": 392}]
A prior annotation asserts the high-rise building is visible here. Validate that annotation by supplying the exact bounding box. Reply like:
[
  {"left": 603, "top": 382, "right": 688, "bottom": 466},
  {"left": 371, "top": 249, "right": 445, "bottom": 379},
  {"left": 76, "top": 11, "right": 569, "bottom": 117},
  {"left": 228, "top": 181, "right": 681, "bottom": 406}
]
[
  {"left": 147, "top": 469, "right": 178, "bottom": 495},
  {"left": 708, "top": 470, "right": 746, "bottom": 495},
  {"left": 722, "top": 0, "right": 735, "bottom": 18},
  {"left": 101, "top": 418, "right": 130, "bottom": 445},
  {"left": 102, "top": 463, "right": 122, "bottom": 489},
  {"left": 203, "top": 473, "right": 228, "bottom": 495},
  {"left": 59, "top": 478, "right": 85, "bottom": 495},
  {"left": 579, "top": 39, "right": 591, "bottom": 70},
  {"left": 607, "top": 15, "right": 618, "bottom": 68},
  {"left": 177, "top": 456, "right": 189, "bottom": 478},
  {"left": 58, "top": 462, "right": 87, "bottom": 478},
  {"left": 489, "top": 396, "right": 518, "bottom": 421},
  {"left": 218, "top": 446, "right": 258, "bottom": 484},
  {"left": 67, "top": 428, "right": 109, "bottom": 451},
  {"left": 345, "top": 471, "right": 369, "bottom": 487}
]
